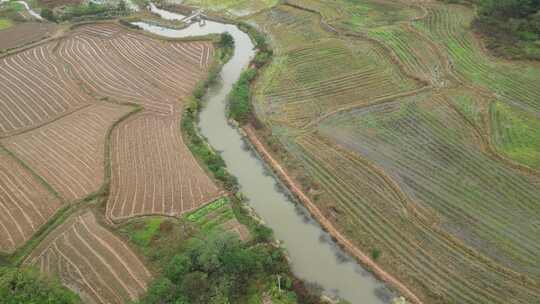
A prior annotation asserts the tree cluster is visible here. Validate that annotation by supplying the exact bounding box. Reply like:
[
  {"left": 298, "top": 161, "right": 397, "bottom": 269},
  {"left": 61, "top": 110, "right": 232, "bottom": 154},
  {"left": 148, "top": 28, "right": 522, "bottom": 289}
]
[
  {"left": 0, "top": 267, "right": 80, "bottom": 304},
  {"left": 139, "top": 232, "right": 288, "bottom": 304},
  {"left": 474, "top": 0, "right": 540, "bottom": 55}
]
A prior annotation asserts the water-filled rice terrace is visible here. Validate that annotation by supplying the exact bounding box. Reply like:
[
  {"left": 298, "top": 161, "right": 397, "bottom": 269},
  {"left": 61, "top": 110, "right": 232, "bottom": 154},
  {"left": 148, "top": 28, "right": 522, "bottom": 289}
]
[{"left": 251, "top": 0, "right": 540, "bottom": 303}]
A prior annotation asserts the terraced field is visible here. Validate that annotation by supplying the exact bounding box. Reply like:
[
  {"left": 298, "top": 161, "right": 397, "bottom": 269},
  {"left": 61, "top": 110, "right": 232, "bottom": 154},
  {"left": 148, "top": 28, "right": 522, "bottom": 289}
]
[
  {"left": 0, "top": 42, "right": 93, "bottom": 136},
  {"left": 2, "top": 103, "right": 133, "bottom": 201},
  {"left": 320, "top": 93, "right": 540, "bottom": 274},
  {"left": 25, "top": 211, "right": 152, "bottom": 304},
  {"left": 106, "top": 111, "right": 222, "bottom": 221},
  {"left": 1, "top": 21, "right": 223, "bottom": 303},
  {"left": 252, "top": 5, "right": 422, "bottom": 129},
  {"left": 0, "top": 148, "right": 63, "bottom": 253},
  {"left": 58, "top": 24, "right": 214, "bottom": 114},
  {"left": 249, "top": 1, "right": 540, "bottom": 303},
  {"left": 415, "top": 4, "right": 540, "bottom": 111}
]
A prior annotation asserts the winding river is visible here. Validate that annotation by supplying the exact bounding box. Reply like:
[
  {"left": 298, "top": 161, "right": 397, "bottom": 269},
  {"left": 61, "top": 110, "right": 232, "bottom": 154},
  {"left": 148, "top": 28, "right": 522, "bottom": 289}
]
[{"left": 135, "top": 7, "right": 391, "bottom": 304}]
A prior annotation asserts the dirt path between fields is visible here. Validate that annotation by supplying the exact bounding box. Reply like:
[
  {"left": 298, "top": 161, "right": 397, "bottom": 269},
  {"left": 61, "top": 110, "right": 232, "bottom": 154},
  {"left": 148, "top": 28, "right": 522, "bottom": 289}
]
[{"left": 243, "top": 125, "right": 423, "bottom": 304}]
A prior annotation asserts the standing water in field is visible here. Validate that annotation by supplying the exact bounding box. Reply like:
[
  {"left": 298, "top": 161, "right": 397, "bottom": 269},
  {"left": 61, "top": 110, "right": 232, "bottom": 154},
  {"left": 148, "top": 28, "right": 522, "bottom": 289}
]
[{"left": 135, "top": 6, "right": 391, "bottom": 304}]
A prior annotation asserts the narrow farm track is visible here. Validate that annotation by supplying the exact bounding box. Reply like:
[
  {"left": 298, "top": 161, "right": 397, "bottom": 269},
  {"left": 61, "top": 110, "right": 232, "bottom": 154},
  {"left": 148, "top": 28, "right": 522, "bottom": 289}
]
[
  {"left": 0, "top": 149, "right": 63, "bottom": 254},
  {"left": 244, "top": 126, "right": 423, "bottom": 304},
  {"left": 25, "top": 211, "right": 152, "bottom": 304},
  {"left": 2, "top": 103, "right": 133, "bottom": 201},
  {"left": 0, "top": 43, "right": 94, "bottom": 137}
]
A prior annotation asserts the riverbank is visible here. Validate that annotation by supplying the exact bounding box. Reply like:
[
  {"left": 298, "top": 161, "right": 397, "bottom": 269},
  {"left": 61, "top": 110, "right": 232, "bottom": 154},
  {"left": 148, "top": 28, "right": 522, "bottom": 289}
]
[{"left": 242, "top": 125, "right": 421, "bottom": 304}]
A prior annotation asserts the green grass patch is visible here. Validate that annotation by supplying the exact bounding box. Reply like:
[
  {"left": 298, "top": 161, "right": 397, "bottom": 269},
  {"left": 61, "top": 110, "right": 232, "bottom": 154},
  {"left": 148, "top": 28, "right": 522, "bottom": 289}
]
[
  {"left": 130, "top": 217, "right": 164, "bottom": 247},
  {"left": 186, "top": 196, "right": 229, "bottom": 223},
  {"left": 491, "top": 102, "right": 540, "bottom": 170},
  {"left": 449, "top": 92, "right": 484, "bottom": 127},
  {"left": 0, "top": 18, "right": 12, "bottom": 30}
]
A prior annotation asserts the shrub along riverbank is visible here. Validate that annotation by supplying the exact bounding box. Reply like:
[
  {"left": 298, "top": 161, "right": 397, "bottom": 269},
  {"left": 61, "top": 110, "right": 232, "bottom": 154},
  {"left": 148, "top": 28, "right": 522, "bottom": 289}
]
[
  {"left": 122, "top": 195, "right": 326, "bottom": 304},
  {"left": 176, "top": 30, "right": 329, "bottom": 304},
  {"left": 228, "top": 22, "right": 273, "bottom": 125}
]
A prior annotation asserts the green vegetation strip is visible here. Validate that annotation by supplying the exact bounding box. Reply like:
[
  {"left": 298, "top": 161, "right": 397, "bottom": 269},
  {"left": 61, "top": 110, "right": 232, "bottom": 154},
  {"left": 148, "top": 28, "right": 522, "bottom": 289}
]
[
  {"left": 186, "top": 197, "right": 229, "bottom": 222},
  {"left": 182, "top": 33, "right": 238, "bottom": 190},
  {"left": 228, "top": 22, "right": 272, "bottom": 125}
]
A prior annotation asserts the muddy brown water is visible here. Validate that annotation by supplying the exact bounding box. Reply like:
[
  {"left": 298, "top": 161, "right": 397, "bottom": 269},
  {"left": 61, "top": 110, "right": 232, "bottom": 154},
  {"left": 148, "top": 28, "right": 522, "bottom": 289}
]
[{"left": 134, "top": 7, "right": 391, "bottom": 303}]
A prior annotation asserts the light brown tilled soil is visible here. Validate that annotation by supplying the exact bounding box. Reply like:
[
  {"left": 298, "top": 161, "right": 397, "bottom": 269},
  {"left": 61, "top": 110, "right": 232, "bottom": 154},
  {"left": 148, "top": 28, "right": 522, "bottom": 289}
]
[
  {"left": 2, "top": 103, "right": 134, "bottom": 201},
  {"left": 0, "top": 149, "right": 62, "bottom": 254},
  {"left": 25, "top": 211, "right": 152, "bottom": 304},
  {"left": 0, "top": 22, "right": 57, "bottom": 51}
]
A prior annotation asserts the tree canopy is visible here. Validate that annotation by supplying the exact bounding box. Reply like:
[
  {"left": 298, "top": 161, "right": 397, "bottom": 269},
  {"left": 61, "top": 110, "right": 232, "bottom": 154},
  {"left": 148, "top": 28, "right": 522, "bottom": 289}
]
[
  {"left": 138, "top": 232, "right": 288, "bottom": 304},
  {"left": 472, "top": 0, "right": 540, "bottom": 59},
  {"left": 0, "top": 267, "right": 80, "bottom": 304}
]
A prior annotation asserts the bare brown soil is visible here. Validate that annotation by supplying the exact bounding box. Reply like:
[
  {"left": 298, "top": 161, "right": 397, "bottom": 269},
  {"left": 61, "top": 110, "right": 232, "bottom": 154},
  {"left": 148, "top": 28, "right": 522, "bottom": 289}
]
[
  {"left": 2, "top": 103, "right": 133, "bottom": 201},
  {"left": 0, "top": 149, "right": 63, "bottom": 254},
  {"left": 25, "top": 211, "right": 152, "bottom": 304},
  {"left": 0, "top": 22, "right": 57, "bottom": 51},
  {"left": 107, "top": 111, "right": 223, "bottom": 221},
  {"left": 0, "top": 37, "right": 93, "bottom": 137},
  {"left": 0, "top": 23, "right": 222, "bottom": 303},
  {"left": 49, "top": 23, "right": 222, "bottom": 220}
]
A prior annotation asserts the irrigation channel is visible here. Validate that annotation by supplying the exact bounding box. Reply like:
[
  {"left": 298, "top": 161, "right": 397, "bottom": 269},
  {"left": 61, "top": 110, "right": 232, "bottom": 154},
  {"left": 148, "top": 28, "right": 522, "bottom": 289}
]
[{"left": 135, "top": 6, "right": 391, "bottom": 304}]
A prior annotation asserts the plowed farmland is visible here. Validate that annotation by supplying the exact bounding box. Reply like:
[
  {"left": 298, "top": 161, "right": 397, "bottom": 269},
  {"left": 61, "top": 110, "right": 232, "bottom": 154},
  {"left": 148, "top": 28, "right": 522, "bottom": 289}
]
[
  {"left": 0, "top": 149, "right": 63, "bottom": 254},
  {"left": 0, "top": 22, "right": 57, "bottom": 51},
  {"left": 249, "top": 0, "right": 540, "bottom": 303},
  {"left": 53, "top": 24, "right": 222, "bottom": 220},
  {"left": 1, "top": 21, "right": 223, "bottom": 303},
  {"left": 107, "top": 112, "right": 221, "bottom": 221},
  {"left": 25, "top": 211, "right": 152, "bottom": 304},
  {"left": 2, "top": 103, "right": 133, "bottom": 201},
  {"left": 0, "top": 42, "right": 93, "bottom": 137},
  {"left": 58, "top": 24, "right": 213, "bottom": 115}
]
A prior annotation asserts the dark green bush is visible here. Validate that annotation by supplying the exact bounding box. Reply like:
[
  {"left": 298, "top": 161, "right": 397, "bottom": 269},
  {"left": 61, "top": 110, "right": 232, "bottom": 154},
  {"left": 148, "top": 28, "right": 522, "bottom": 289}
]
[
  {"left": 472, "top": 0, "right": 540, "bottom": 59},
  {"left": 40, "top": 8, "right": 55, "bottom": 22},
  {"left": 138, "top": 232, "right": 288, "bottom": 304},
  {"left": 228, "top": 68, "right": 257, "bottom": 124},
  {"left": 0, "top": 267, "right": 80, "bottom": 304}
]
